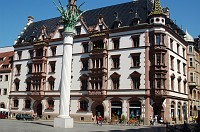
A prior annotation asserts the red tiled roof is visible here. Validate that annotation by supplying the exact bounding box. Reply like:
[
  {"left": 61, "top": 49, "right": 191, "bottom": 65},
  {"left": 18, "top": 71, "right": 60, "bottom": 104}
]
[{"left": 0, "top": 51, "right": 14, "bottom": 71}]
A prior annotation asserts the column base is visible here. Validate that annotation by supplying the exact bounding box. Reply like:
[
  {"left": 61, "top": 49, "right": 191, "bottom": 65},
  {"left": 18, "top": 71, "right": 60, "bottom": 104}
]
[{"left": 54, "top": 117, "right": 74, "bottom": 128}]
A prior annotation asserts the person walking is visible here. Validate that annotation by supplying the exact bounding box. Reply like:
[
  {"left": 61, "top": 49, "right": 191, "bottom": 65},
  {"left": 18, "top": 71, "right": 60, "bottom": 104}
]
[{"left": 97, "top": 115, "right": 103, "bottom": 126}]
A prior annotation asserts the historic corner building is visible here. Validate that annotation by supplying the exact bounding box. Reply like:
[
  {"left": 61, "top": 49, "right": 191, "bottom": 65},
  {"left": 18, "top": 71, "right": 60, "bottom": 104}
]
[
  {"left": 0, "top": 47, "right": 14, "bottom": 109},
  {"left": 10, "top": 0, "right": 192, "bottom": 124}
]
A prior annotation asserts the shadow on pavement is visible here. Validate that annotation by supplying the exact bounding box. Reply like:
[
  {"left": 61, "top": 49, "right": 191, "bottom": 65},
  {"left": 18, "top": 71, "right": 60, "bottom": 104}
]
[
  {"left": 92, "top": 126, "right": 166, "bottom": 132},
  {"left": 24, "top": 121, "right": 53, "bottom": 127}
]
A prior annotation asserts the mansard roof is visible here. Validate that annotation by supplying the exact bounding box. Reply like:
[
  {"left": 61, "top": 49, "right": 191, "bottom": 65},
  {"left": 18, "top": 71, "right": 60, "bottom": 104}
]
[
  {"left": 16, "top": 0, "right": 153, "bottom": 44},
  {"left": 15, "top": 0, "right": 185, "bottom": 45}
]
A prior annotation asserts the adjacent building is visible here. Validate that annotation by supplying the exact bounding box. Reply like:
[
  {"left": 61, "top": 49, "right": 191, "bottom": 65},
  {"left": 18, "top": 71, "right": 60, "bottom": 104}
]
[
  {"left": 10, "top": 0, "right": 191, "bottom": 124},
  {"left": 0, "top": 46, "right": 14, "bottom": 109},
  {"left": 185, "top": 32, "right": 200, "bottom": 120}
]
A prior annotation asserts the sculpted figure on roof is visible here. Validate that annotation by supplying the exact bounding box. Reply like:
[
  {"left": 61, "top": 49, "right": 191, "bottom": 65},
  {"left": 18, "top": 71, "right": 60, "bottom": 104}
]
[{"left": 53, "top": 0, "right": 85, "bottom": 32}]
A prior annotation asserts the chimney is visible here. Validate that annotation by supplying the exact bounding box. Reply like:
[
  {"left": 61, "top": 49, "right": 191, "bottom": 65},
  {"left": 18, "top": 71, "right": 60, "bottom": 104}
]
[{"left": 27, "top": 16, "right": 34, "bottom": 25}]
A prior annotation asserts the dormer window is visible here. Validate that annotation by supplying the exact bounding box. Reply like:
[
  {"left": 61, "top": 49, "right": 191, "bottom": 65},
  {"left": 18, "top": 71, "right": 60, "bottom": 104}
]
[
  {"left": 99, "top": 24, "right": 103, "bottom": 32},
  {"left": 75, "top": 26, "right": 81, "bottom": 35}
]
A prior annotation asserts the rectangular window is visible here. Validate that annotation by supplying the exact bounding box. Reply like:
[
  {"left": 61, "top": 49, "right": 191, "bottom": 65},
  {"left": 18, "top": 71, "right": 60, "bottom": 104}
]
[
  {"left": 111, "top": 55, "right": 120, "bottom": 69},
  {"left": 132, "top": 77, "right": 140, "bottom": 89},
  {"left": 51, "top": 46, "right": 57, "bottom": 56},
  {"left": 178, "top": 80, "right": 181, "bottom": 92},
  {"left": 17, "top": 51, "right": 22, "bottom": 60},
  {"left": 156, "top": 54, "right": 161, "bottom": 65},
  {"left": 182, "top": 48, "right": 185, "bottom": 58},
  {"left": 29, "top": 50, "right": 34, "bottom": 58},
  {"left": 177, "top": 60, "right": 180, "bottom": 73},
  {"left": 49, "top": 80, "right": 55, "bottom": 91},
  {"left": 49, "top": 61, "right": 56, "bottom": 73},
  {"left": 112, "top": 78, "right": 120, "bottom": 90},
  {"left": 177, "top": 44, "right": 180, "bottom": 54},
  {"left": 171, "top": 78, "right": 174, "bottom": 90},
  {"left": 132, "top": 36, "right": 140, "bottom": 47},
  {"left": 183, "top": 63, "right": 186, "bottom": 75},
  {"left": 0, "top": 75, "right": 2, "bottom": 81},
  {"left": 81, "top": 80, "right": 88, "bottom": 91},
  {"left": 3, "top": 89, "right": 7, "bottom": 95},
  {"left": 5, "top": 75, "right": 8, "bottom": 81},
  {"left": 131, "top": 53, "right": 140, "bottom": 67},
  {"left": 27, "top": 63, "right": 32, "bottom": 74},
  {"left": 82, "top": 60, "right": 89, "bottom": 71},
  {"left": 170, "top": 39, "right": 173, "bottom": 50},
  {"left": 190, "top": 58, "right": 193, "bottom": 67},
  {"left": 155, "top": 34, "right": 161, "bottom": 45},
  {"left": 184, "top": 82, "right": 186, "bottom": 94},
  {"left": 190, "top": 73, "right": 194, "bottom": 82},
  {"left": 16, "top": 64, "right": 21, "bottom": 75},
  {"left": 75, "top": 26, "right": 81, "bottom": 35},
  {"left": 82, "top": 42, "right": 89, "bottom": 53},
  {"left": 113, "top": 38, "right": 120, "bottom": 49}
]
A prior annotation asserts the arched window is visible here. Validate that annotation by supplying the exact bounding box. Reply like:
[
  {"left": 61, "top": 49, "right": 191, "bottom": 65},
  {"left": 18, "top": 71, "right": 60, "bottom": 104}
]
[
  {"left": 171, "top": 102, "right": 175, "bottom": 120},
  {"left": 189, "top": 46, "right": 193, "bottom": 53},
  {"left": 0, "top": 103, "right": 5, "bottom": 108},
  {"left": 25, "top": 99, "right": 31, "bottom": 109},
  {"left": 129, "top": 101, "right": 141, "bottom": 119},
  {"left": 48, "top": 76, "right": 55, "bottom": 91},
  {"left": 110, "top": 72, "right": 121, "bottom": 90},
  {"left": 79, "top": 100, "right": 88, "bottom": 111},
  {"left": 177, "top": 103, "right": 181, "bottom": 120},
  {"left": 47, "top": 99, "right": 54, "bottom": 110},
  {"left": 130, "top": 71, "right": 141, "bottom": 89},
  {"left": 111, "top": 101, "right": 122, "bottom": 119}
]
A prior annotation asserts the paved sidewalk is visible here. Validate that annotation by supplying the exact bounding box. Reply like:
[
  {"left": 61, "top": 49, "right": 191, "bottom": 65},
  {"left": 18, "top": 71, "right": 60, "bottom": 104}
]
[{"left": 0, "top": 119, "right": 166, "bottom": 132}]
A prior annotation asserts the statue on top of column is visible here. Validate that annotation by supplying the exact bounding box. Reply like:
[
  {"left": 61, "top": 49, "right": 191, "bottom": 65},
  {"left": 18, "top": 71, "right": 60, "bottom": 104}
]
[{"left": 53, "top": 0, "right": 85, "bottom": 32}]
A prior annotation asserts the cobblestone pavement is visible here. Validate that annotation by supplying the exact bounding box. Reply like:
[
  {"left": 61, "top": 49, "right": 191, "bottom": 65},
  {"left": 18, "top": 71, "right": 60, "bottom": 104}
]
[{"left": 0, "top": 119, "right": 166, "bottom": 132}]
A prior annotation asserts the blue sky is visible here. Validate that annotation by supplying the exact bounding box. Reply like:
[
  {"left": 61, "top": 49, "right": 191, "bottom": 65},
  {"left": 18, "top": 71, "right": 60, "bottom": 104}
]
[{"left": 0, "top": 0, "right": 199, "bottom": 47}]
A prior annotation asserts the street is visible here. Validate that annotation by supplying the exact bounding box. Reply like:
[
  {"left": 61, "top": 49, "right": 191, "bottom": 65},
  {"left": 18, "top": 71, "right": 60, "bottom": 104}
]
[{"left": 0, "top": 119, "right": 166, "bottom": 132}]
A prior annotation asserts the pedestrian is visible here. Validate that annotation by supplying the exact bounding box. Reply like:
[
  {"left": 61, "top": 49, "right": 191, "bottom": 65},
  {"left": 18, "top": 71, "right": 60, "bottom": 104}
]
[
  {"left": 150, "top": 116, "right": 153, "bottom": 125},
  {"left": 98, "top": 115, "right": 103, "bottom": 126}
]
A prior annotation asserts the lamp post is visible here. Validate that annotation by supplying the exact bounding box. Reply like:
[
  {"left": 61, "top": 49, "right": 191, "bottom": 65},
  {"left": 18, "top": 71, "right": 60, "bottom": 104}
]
[{"left": 53, "top": 0, "right": 85, "bottom": 128}]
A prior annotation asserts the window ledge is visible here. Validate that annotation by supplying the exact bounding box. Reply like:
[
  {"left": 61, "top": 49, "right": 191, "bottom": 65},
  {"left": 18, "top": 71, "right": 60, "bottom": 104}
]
[
  {"left": 49, "top": 72, "right": 55, "bottom": 74},
  {"left": 130, "top": 66, "right": 141, "bottom": 69},
  {"left": 11, "top": 107, "right": 19, "bottom": 110},
  {"left": 111, "top": 67, "right": 120, "bottom": 70},
  {"left": 77, "top": 109, "right": 88, "bottom": 112}
]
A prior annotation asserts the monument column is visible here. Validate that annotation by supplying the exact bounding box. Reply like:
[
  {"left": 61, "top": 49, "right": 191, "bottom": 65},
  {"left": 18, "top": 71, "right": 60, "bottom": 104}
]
[{"left": 53, "top": 0, "right": 85, "bottom": 128}]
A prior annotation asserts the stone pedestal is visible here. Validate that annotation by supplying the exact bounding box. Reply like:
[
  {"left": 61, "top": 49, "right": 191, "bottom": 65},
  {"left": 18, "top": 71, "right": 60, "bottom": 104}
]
[{"left": 54, "top": 117, "right": 74, "bottom": 128}]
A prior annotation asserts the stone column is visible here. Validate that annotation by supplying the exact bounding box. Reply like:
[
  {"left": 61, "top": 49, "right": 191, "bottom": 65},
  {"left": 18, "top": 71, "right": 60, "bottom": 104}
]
[{"left": 54, "top": 32, "right": 74, "bottom": 128}]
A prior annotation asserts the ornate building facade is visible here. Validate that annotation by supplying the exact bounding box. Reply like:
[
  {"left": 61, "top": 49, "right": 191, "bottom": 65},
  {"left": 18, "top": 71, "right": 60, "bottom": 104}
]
[{"left": 9, "top": 0, "right": 190, "bottom": 124}]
